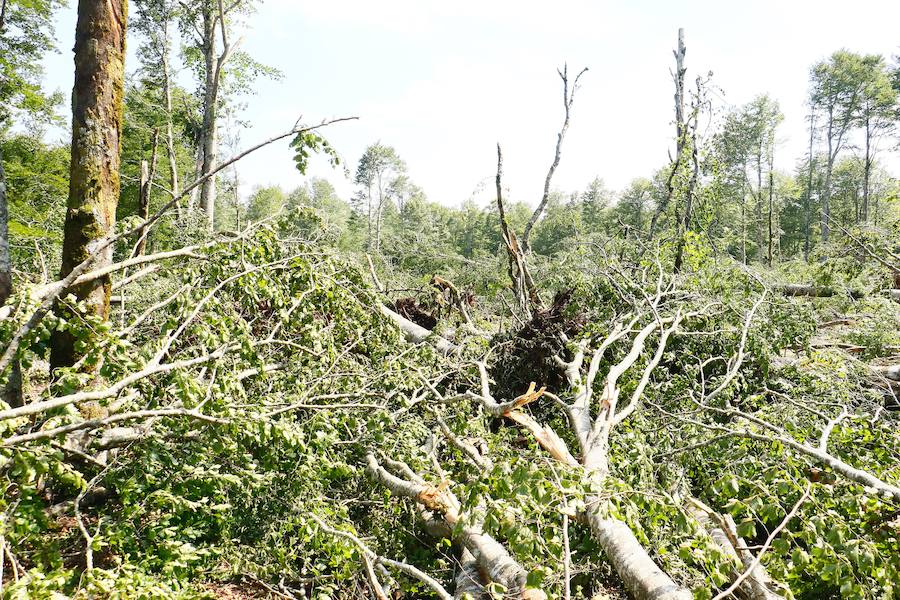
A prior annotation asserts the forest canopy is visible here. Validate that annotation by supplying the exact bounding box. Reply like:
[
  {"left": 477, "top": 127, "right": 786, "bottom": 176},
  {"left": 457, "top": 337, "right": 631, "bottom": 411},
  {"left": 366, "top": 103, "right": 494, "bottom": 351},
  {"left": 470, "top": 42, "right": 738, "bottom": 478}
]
[{"left": 1, "top": 3, "right": 900, "bottom": 600}]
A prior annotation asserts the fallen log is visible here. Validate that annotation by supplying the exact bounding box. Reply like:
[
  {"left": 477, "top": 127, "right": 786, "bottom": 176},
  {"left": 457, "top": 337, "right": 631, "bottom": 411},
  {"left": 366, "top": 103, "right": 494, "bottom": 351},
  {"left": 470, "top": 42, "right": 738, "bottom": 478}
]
[
  {"left": 779, "top": 284, "right": 863, "bottom": 300},
  {"left": 379, "top": 304, "right": 459, "bottom": 356}
]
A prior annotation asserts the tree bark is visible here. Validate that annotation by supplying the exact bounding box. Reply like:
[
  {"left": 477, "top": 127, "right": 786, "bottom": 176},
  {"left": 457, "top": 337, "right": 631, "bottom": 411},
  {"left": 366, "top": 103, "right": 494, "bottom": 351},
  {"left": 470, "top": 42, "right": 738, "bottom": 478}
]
[
  {"left": 0, "top": 146, "right": 10, "bottom": 306},
  {"left": 454, "top": 549, "right": 487, "bottom": 600},
  {"left": 0, "top": 146, "right": 23, "bottom": 407},
  {"left": 50, "top": 0, "right": 128, "bottom": 370},
  {"left": 803, "top": 115, "right": 815, "bottom": 261},
  {"left": 161, "top": 11, "right": 180, "bottom": 213},
  {"left": 198, "top": 2, "right": 218, "bottom": 230},
  {"left": 586, "top": 509, "right": 692, "bottom": 600},
  {"left": 767, "top": 151, "right": 775, "bottom": 266},
  {"left": 862, "top": 115, "right": 871, "bottom": 222},
  {"left": 136, "top": 129, "right": 160, "bottom": 256}
]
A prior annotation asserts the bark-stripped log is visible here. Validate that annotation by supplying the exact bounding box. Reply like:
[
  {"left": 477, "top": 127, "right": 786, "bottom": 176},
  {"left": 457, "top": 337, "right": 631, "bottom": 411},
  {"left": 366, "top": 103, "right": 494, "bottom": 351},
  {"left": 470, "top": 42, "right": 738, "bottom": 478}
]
[{"left": 51, "top": 0, "right": 128, "bottom": 369}]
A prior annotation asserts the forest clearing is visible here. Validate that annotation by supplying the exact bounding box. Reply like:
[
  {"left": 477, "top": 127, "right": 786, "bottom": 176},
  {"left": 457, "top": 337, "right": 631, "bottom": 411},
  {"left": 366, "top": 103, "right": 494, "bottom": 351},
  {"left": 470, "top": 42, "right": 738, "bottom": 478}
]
[{"left": 1, "top": 1, "right": 900, "bottom": 599}]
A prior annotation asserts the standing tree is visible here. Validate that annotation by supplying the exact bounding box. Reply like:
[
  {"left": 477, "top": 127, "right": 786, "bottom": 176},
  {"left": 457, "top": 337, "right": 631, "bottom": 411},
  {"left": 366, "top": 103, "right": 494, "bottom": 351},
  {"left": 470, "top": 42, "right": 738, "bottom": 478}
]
[
  {"left": 801, "top": 112, "right": 817, "bottom": 260},
  {"left": 353, "top": 142, "right": 406, "bottom": 252},
  {"left": 133, "top": 0, "right": 182, "bottom": 212},
  {"left": 179, "top": 0, "right": 278, "bottom": 229},
  {"left": 616, "top": 177, "right": 653, "bottom": 234},
  {"left": 857, "top": 55, "right": 897, "bottom": 222},
  {"left": 746, "top": 96, "right": 782, "bottom": 262},
  {"left": 715, "top": 96, "right": 782, "bottom": 263},
  {"left": 580, "top": 176, "right": 611, "bottom": 231},
  {"left": 649, "top": 28, "right": 687, "bottom": 240},
  {"left": 50, "top": 0, "right": 128, "bottom": 370},
  {"left": 809, "top": 50, "right": 867, "bottom": 242}
]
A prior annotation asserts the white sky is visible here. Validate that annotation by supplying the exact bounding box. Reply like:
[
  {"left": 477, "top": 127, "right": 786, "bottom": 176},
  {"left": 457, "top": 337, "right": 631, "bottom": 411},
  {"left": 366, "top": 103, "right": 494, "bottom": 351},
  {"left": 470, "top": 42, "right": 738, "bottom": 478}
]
[{"left": 41, "top": 0, "right": 900, "bottom": 208}]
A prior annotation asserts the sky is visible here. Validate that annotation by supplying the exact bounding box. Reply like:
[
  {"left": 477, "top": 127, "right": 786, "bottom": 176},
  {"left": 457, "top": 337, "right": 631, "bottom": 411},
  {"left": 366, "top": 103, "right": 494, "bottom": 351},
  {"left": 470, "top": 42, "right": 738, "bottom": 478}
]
[{"left": 41, "top": 0, "right": 900, "bottom": 209}]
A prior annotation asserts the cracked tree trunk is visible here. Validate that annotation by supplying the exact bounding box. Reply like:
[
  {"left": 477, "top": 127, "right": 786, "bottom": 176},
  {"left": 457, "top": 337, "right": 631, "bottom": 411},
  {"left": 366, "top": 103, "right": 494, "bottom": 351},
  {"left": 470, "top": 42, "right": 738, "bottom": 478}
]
[{"left": 50, "top": 0, "right": 128, "bottom": 370}]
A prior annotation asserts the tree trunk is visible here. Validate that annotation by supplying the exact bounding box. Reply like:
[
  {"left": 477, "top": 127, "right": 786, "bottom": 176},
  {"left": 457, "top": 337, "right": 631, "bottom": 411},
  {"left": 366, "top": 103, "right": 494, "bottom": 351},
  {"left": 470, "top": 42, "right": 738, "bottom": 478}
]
[
  {"left": 581, "top": 453, "right": 691, "bottom": 600},
  {"left": 821, "top": 108, "right": 835, "bottom": 243},
  {"left": 0, "top": 146, "right": 23, "bottom": 407},
  {"left": 754, "top": 147, "right": 765, "bottom": 263},
  {"left": 161, "top": 14, "right": 180, "bottom": 213},
  {"left": 0, "top": 146, "right": 10, "bottom": 305},
  {"left": 136, "top": 129, "right": 160, "bottom": 256},
  {"left": 50, "top": 0, "right": 128, "bottom": 370},
  {"left": 767, "top": 153, "right": 775, "bottom": 266},
  {"left": 803, "top": 116, "right": 815, "bottom": 261},
  {"left": 522, "top": 64, "right": 586, "bottom": 253},
  {"left": 198, "top": 3, "right": 218, "bottom": 231},
  {"left": 862, "top": 116, "right": 871, "bottom": 222},
  {"left": 374, "top": 173, "right": 384, "bottom": 252},
  {"left": 650, "top": 29, "right": 686, "bottom": 242},
  {"left": 740, "top": 173, "right": 747, "bottom": 265}
]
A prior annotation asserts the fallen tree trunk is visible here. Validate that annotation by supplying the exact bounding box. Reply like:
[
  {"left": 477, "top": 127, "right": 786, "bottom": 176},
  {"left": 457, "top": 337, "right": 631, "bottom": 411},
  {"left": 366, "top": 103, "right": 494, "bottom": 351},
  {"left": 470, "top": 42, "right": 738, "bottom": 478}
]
[
  {"left": 365, "top": 453, "right": 546, "bottom": 599},
  {"left": 874, "top": 364, "right": 900, "bottom": 382},
  {"left": 586, "top": 509, "right": 692, "bottom": 600},
  {"left": 379, "top": 304, "right": 458, "bottom": 356},
  {"left": 686, "top": 500, "right": 783, "bottom": 600},
  {"left": 779, "top": 284, "right": 863, "bottom": 300}
]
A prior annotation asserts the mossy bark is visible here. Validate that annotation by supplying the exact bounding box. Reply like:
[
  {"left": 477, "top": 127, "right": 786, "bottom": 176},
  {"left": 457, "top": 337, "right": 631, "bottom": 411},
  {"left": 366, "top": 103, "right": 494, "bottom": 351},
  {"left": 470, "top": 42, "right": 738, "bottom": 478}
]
[{"left": 50, "top": 0, "right": 128, "bottom": 370}]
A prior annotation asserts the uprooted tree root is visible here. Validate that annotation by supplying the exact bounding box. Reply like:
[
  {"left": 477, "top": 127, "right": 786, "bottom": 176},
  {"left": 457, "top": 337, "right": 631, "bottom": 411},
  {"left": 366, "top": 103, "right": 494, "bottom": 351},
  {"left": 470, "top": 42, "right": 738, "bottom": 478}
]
[
  {"left": 394, "top": 297, "right": 438, "bottom": 330},
  {"left": 490, "top": 289, "right": 587, "bottom": 401}
]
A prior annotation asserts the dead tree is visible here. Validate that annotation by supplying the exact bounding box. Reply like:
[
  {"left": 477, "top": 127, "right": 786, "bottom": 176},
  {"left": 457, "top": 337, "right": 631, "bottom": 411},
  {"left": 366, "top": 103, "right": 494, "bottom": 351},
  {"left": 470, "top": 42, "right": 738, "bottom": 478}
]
[
  {"left": 673, "top": 74, "right": 704, "bottom": 272},
  {"left": 649, "top": 28, "right": 687, "bottom": 241},
  {"left": 50, "top": 0, "right": 129, "bottom": 370},
  {"left": 496, "top": 145, "right": 542, "bottom": 317},
  {"left": 521, "top": 64, "right": 587, "bottom": 254}
]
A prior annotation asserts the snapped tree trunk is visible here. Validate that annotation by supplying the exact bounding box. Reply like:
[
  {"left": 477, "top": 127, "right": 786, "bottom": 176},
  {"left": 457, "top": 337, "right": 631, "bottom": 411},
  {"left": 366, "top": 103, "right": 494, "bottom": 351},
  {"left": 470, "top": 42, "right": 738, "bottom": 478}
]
[
  {"left": 50, "top": 0, "right": 128, "bottom": 370},
  {"left": 650, "top": 28, "right": 686, "bottom": 242},
  {"left": 522, "top": 64, "right": 587, "bottom": 253}
]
